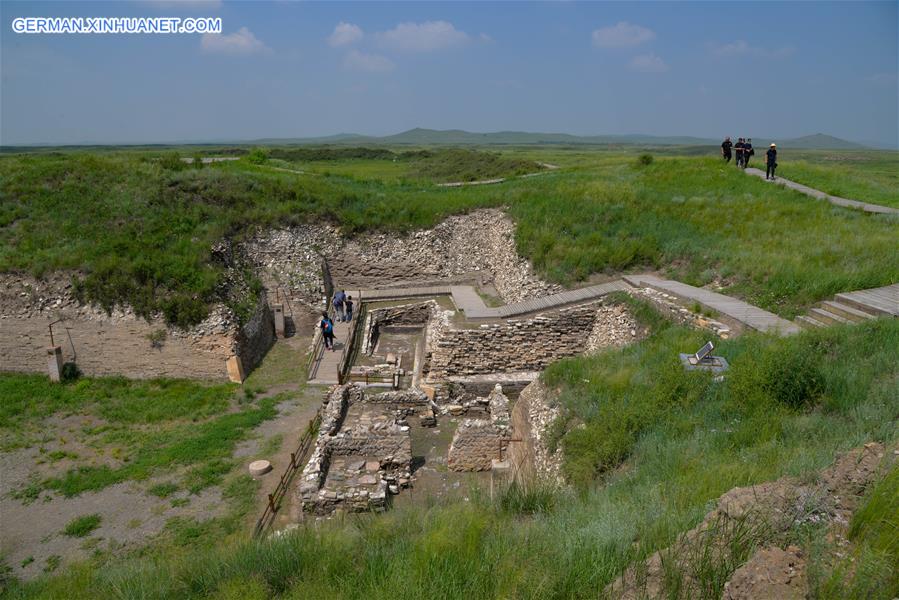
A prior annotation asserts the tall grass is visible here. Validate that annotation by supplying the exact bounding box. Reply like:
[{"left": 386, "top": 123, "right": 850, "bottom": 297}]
[
  {"left": 6, "top": 319, "right": 896, "bottom": 599},
  {"left": 2, "top": 152, "right": 897, "bottom": 326}
]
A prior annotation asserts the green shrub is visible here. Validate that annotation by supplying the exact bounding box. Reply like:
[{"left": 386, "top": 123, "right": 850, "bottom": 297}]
[
  {"left": 159, "top": 152, "right": 187, "bottom": 171},
  {"left": 63, "top": 514, "right": 101, "bottom": 537},
  {"left": 637, "top": 153, "right": 654, "bottom": 166},
  {"left": 760, "top": 340, "right": 824, "bottom": 408},
  {"left": 246, "top": 148, "right": 270, "bottom": 164}
]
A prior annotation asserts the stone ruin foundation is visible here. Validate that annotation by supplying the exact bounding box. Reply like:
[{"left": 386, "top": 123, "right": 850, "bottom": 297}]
[
  {"left": 299, "top": 385, "right": 430, "bottom": 514},
  {"left": 299, "top": 382, "right": 519, "bottom": 514},
  {"left": 447, "top": 384, "right": 511, "bottom": 471}
]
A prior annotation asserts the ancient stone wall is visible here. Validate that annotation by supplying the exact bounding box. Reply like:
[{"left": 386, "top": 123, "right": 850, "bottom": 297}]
[
  {"left": 428, "top": 305, "right": 598, "bottom": 377},
  {"left": 447, "top": 385, "right": 511, "bottom": 472},
  {"left": 363, "top": 389, "right": 430, "bottom": 406},
  {"left": 235, "top": 297, "right": 275, "bottom": 375},
  {"left": 508, "top": 381, "right": 564, "bottom": 486},
  {"left": 447, "top": 419, "right": 506, "bottom": 471},
  {"left": 0, "top": 311, "right": 235, "bottom": 380},
  {"left": 0, "top": 271, "right": 282, "bottom": 381},
  {"left": 361, "top": 301, "right": 435, "bottom": 355},
  {"left": 325, "top": 431, "right": 411, "bottom": 469}
]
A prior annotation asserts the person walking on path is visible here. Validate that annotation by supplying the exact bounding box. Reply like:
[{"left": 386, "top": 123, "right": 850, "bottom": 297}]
[
  {"left": 766, "top": 143, "right": 778, "bottom": 180},
  {"left": 743, "top": 138, "right": 754, "bottom": 168},
  {"left": 721, "top": 137, "right": 733, "bottom": 163},
  {"left": 734, "top": 138, "right": 745, "bottom": 167},
  {"left": 332, "top": 290, "right": 346, "bottom": 321},
  {"left": 319, "top": 311, "right": 335, "bottom": 351},
  {"left": 345, "top": 295, "right": 354, "bottom": 322}
]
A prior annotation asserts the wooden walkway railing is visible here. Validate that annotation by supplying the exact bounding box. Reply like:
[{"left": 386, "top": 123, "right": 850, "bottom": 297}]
[{"left": 252, "top": 412, "right": 321, "bottom": 539}]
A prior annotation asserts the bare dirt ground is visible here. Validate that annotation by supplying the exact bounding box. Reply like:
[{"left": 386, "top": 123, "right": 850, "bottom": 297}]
[
  {"left": 1, "top": 447, "right": 225, "bottom": 579},
  {"left": 1, "top": 310, "right": 327, "bottom": 580}
]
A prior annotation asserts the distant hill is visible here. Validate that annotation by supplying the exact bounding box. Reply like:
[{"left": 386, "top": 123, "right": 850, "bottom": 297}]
[
  {"left": 3, "top": 129, "right": 871, "bottom": 151},
  {"left": 247, "top": 128, "right": 867, "bottom": 149},
  {"left": 765, "top": 133, "right": 865, "bottom": 150}
]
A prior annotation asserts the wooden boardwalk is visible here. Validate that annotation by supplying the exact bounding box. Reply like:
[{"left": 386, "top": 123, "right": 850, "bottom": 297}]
[
  {"left": 624, "top": 274, "right": 801, "bottom": 336},
  {"left": 744, "top": 168, "right": 899, "bottom": 215},
  {"left": 353, "top": 281, "right": 629, "bottom": 320},
  {"left": 834, "top": 284, "right": 899, "bottom": 317},
  {"left": 307, "top": 319, "right": 352, "bottom": 385}
]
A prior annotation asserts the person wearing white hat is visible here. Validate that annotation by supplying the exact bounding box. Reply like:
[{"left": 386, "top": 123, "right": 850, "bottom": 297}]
[{"left": 766, "top": 143, "right": 778, "bottom": 180}]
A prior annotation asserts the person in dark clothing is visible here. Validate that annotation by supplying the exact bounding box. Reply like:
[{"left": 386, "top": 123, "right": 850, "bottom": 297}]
[
  {"left": 743, "top": 138, "right": 754, "bottom": 168},
  {"left": 766, "top": 143, "right": 778, "bottom": 180},
  {"left": 734, "top": 138, "right": 745, "bottom": 167},
  {"left": 332, "top": 290, "right": 346, "bottom": 322},
  {"left": 319, "top": 311, "right": 335, "bottom": 351},
  {"left": 721, "top": 137, "right": 733, "bottom": 162},
  {"left": 345, "top": 295, "right": 354, "bottom": 322}
]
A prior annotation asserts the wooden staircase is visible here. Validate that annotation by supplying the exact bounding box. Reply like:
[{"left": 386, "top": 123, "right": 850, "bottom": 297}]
[{"left": 796, "top": 284, "right": 899, "bottom": 329}]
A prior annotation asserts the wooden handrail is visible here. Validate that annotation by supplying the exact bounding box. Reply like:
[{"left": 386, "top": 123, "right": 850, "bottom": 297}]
[{"left": 252, "top": 411, "right": 322, "bottom": 539}]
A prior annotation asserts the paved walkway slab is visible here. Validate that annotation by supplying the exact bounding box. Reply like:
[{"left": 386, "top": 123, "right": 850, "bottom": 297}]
[
  {"left": 355, "top": 281, "right": 629, "bottom": 320},
  {"left": 744, "top": 168, "right": 899, "bottom": 215},
  {"left": 624, "top": 274, "right": 800, "bottom": 336}
]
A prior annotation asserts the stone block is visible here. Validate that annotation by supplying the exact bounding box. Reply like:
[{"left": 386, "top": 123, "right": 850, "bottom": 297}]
[
  {"left": 226, "top": 355, "right": 245, "bottom": 383},
  {"left": 47, "top": 346, "right": 63, "bottom": 382},
  {"left": 273, "top": 304, "right": 285, "bottom": 337}
]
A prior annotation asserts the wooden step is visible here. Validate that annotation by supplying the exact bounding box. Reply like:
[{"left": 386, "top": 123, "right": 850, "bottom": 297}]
[
  {"left": 796, "top": 315, "right": 827, "bottom": 329},
  {"left": 818, "top": 300, "right": 876, "bottom": 323},
  {"left": 834, "top": 291, "right": 897, "bottom": 317},
  {"left": 808, "top": 307, "right": 851, "bottom": 326}
]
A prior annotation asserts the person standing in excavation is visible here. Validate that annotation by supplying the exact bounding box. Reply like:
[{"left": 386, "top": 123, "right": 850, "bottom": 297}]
[
  {"left": 721, "top": 137, "right": 733, "bottom": 162},
  {"left": 766, "top": 143, "right": 778, "bottom": 180},
  {"left": 319, "top": 311, "right": 335, "bottom": 351},
  {"left": 332, "top": 290, "right": 346, "bottom": 322},
  {"left": 345, "top": 295, "right": 354, "bottom": 322}
]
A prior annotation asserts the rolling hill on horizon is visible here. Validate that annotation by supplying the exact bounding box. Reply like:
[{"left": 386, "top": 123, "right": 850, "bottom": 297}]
[
  {"left": 250, "top": 128, "right": 869, "bottom": 150},
  {"left": 1, "top": 129, "right": 876, "bottom": 151}
]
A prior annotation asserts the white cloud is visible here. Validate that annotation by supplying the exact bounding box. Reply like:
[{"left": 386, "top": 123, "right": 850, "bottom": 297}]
[
  {"left": 201, "top": 27, "right": 269, "bottom": 55},
  {"left": 629, "top": 53, "right": 668, "bottom": 73},
  {"left": 344, "top": 50, "right": 395, "bottom": 72},
  {"left": 329, "top": 22, "right": 363, "bottom": 47},
  {"left": 592, "top": 22, "right": 655, "bottom": 48},
  {"left": 709, "top": 40, "right": 794, "bottom": 59},
  {"left": 377, "top": 21, "right": 470, "bottom": 52}
]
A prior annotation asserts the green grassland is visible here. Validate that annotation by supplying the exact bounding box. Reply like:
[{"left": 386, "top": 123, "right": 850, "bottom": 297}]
[
  {"left": 772, "top": 150, "right": 899, "bottom": 208},
  {"left": 0, "top": 374, "right": 277, "bottom": 499},
  {"left": 5, "top": 316, "right": 896, "bottom": 599},
  {"left": 2, "top": 143, "right": 897, "bottom": 597},
  {"left": 2, "top": 146, "right": 897, "bottom": 328}
]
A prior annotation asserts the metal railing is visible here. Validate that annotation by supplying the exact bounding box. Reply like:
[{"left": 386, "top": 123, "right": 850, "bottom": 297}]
[
  {"left": 336, "top": 300, "right": 366, "bottom": 384},
  {"left": 252, "top": 412, "right": 321, "bottom": 539}
]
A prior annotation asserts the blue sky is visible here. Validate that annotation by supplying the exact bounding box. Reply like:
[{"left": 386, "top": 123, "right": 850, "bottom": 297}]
[{"left": 2, "top": 1, "right": 897, "bottom": 146}]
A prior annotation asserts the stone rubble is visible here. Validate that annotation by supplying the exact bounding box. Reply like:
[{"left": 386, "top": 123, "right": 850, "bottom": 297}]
[
  {"left": 518, "top": 381, "right": 565, "bottom": 486},
  {"left": 241, "top": 209, "right": 562, "bottom": 306},
  {"left": 584, "top": 303, "right": 640, "bottom": 353},
  {"left": 631, "top": 286, "right": 732, "bottom": 338}
]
